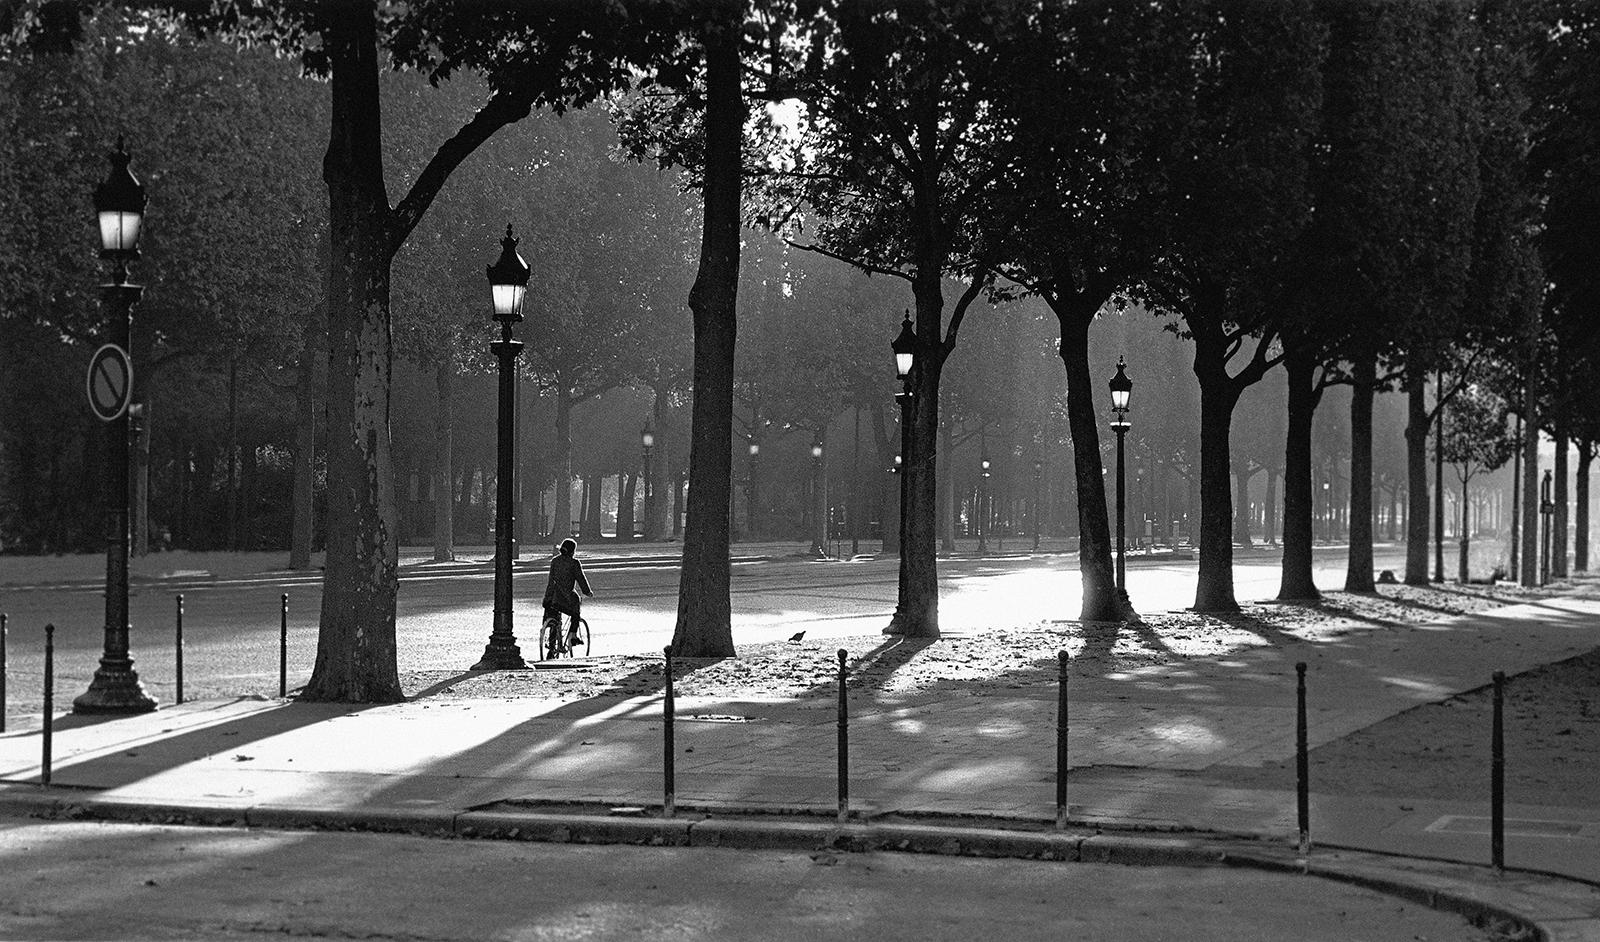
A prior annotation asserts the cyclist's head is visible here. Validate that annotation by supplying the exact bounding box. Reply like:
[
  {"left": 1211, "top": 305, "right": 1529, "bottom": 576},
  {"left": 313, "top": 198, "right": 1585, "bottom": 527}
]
[{"left": 559, "top": 538, "right": 577, "bottom": 557}]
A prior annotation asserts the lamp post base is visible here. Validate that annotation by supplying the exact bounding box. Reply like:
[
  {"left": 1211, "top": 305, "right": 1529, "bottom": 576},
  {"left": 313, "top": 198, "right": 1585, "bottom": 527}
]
[
  {"left": 72, "top": 660, "right": 157, "bottom": 714},
  {"left": 471, "top": 643, "right": 526, "bottom": 672}
]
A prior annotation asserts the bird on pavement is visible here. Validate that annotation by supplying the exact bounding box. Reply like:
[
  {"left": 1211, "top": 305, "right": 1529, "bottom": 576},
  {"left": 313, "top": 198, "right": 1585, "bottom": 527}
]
[{"left": 788, "top": 631, "right": 806, "bottom": 642}]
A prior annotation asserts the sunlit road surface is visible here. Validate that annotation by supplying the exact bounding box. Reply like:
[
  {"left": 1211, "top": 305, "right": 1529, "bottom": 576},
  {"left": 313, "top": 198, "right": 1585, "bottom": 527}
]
[{"left": 0, "top": 543, "right": 1407, "bottom": 705}]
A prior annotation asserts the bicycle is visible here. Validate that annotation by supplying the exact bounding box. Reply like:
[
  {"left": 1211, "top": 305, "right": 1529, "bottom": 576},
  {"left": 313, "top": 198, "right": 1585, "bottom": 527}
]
[{"left": 542, "top": 607, "right": 591, "bottom": 660}]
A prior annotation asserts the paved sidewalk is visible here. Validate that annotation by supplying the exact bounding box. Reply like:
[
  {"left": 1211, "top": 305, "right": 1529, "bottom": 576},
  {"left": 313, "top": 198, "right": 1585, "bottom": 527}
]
[{"left": 3, "top": 590, "right": 1599, "bottom": 936}]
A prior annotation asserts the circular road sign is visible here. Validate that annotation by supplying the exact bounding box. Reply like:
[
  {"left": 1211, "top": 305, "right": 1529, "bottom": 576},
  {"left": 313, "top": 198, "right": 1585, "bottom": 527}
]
[{"left": 86, "top": 343, "right": 133, "bottom": 422}]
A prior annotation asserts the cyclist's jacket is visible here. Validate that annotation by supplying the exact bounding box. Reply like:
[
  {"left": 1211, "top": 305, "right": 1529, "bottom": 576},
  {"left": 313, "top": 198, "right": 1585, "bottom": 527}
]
[{"left": 542, "top": 553, "right": 592, "bottom": 616}]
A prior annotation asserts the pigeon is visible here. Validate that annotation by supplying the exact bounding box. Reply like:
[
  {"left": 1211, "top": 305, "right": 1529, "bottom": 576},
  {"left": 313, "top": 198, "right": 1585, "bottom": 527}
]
[{"left": 788, "top": 631, "right": 806, "bottom": 643}]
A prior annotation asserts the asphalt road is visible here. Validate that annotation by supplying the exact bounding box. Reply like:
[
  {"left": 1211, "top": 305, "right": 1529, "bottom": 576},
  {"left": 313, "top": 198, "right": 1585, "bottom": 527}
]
[
  {"left": 0, "top": 544, "right": 1407, "bottom": 712},
  {"left": 0, "top": 819, "right": 1488, "bottom": 942}
]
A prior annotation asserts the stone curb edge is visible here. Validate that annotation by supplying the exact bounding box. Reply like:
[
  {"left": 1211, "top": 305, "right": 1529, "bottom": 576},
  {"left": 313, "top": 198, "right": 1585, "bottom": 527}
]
[{"left": 3, "top": 788, "right": 1588, "bottom": 940}]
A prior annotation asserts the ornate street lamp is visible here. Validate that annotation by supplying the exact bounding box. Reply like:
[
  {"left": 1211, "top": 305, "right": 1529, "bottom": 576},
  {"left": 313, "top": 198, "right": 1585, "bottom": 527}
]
[
  {"left": 640, "top": 423, "right": 654, "bottom": 542},
  {"left": 1108, "top": 357, "right": 1132, "bottom": 596},
  {"left": 473, "top": 225, "right": 530, "bottom": 671},
  {"left": 75, "top": 138, "right": 157, "bottom": 714}
]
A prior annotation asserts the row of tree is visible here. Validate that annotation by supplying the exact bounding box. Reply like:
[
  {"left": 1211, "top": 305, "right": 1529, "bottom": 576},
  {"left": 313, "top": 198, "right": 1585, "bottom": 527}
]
[{"left": 3, "top": 1, "right": 1595, "bottom": 702}]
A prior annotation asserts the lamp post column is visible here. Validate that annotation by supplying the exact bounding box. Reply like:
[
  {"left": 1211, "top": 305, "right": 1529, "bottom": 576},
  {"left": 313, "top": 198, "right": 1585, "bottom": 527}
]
[
  {"left": 1114, "top": 424, "right": 1128, "bottom": 592},
  {"left": 475, "top": 326, "right": 525, "bottom": 670},
  {"left": 76, "top": 274, "right": 158, "bottom": 714}
]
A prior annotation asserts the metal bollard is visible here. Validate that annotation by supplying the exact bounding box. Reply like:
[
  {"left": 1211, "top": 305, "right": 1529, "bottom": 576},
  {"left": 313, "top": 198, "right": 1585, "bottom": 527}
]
[
  {"left": 1492, "top": 670, "right": 1505, "bottom": 871},
  {"left": 1, "top": 612, "right": 8, "bottom": 734},
  {"left": 175, "top": 594, "right": 185, "bottom": 705},
  {"left": 1056, "top": 651, "right": 1069, "bottom": 829},
  {"left": 663, "top": 646, "right": 676, "bottom": 818},
  {"left": 42, "top": 624, "right": 54, "bottom": 786},
  {"left": 837, "top": 648, "right": 849, "bottom": 824},
  {"left": 1296, "top": 661, "right": 1310, "bottom": 855},
  {"left": 279, "top": 593, "right": 289, "bottom": 698}
]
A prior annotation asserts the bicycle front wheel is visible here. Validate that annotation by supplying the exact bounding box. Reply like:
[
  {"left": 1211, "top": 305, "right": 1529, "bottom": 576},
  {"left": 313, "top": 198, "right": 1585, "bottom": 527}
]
[{"left": 570, "top": 618, "right": 591, "bottom": 657}]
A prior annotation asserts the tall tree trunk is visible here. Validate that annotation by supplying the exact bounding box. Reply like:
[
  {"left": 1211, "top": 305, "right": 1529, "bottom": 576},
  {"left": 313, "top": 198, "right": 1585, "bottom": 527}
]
[
  {"left": 129, "top": 324, "right": 154, "bottom": 557},
  {"left": 617, "top": 471, "right": 636, "bottom": 540},
  {"left": 1232, "top": 460, "right": 1252, "bottom": 547},
  {"left": 1520, "top": 394, "right": 1541, "bottom": 588},
  {"left": 811, "top": 429, "right": 828, "bottom": 555},
  {"left": 1433, "top": 371, "right": 1445, "bottom": 581},
  {"left": 1265, "top": 468, "right": 1278, "bottom": 545},
  {"left": 1052, "top": 303, "right": 1125, "bottom": 621},
  {"left": 432, "top": 362, "right": 454, "bottom": 562},
  {"left": 1576, "top": 441, "right": 1592, "bottom": 572},
  {"left": 290, "top": 299, "right": 325, "bottom": 569},
  {"left": 889, "top": 267, "right": 943, "bottom": 638},
  {"left": 874, "top": 405, "right": 899, "bottom": 553},
  {"left": 305, "top": 5, "right": 401, "bottom": 703},
  {"left": 644, "top": 383, "right": 670, "bottom": 540},
  {"left": 132, "top": 396, "right": 151, "bottom": 557},
  {"left": 553, "top": 384, "right": 574, "bottom": 540},
  {"left": 582, "top": 473, "right": 603, "bottom": 540},
  {"left": 1510, "top": 412, "right": 1521, "bottom": 575},
  {"left": 1278, "top": 350, "right": 1319, "bottom": 600},
  {"left": 1553, "top": 411, "right": 1569, "bottom": 579},
  {"left": 1403, "top": 368, "right": 1431, "bottom": 585},
  {"left": 226, "top": 357, "right": 239, "bottom": 551},
  {"left": 671, "top": 13, "right": 742, "bottom": 657},
  {"left": 939, "top": 422, "right": 957, "bottom": 552},
  {"left": 1195, "top": 362, "right": 1242, "bottom": 613},
  {"left": 1459, "top": 472, "right": 1471, "bottom": 583},
  {"left": 1345, "top": 356, "right": 1376, "bottom": 591}
]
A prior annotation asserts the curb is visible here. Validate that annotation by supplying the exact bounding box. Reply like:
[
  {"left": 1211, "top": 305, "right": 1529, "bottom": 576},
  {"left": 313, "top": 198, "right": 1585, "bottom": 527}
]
[{"left": 2, "top": 788, "right": 1587, "bottom": 939}]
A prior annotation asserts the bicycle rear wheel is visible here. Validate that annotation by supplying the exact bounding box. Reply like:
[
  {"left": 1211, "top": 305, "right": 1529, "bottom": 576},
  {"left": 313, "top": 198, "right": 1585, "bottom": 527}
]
[
  {"left": 569, "top": 617, "right": 591, "bottom": 657},
  {"left": 543, "top": 613, "right": 565, "bottom": 661}
]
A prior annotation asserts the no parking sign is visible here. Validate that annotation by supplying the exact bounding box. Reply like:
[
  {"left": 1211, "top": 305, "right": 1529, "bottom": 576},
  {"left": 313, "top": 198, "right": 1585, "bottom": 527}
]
[{"left": 86, "top": 343, "right": 133, "bottom": 422}]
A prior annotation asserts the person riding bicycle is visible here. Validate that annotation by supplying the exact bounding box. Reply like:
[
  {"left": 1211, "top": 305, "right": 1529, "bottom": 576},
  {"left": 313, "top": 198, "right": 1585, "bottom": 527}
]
[{"left": 542, "top": 538, "right": 593, "bottom": 653}]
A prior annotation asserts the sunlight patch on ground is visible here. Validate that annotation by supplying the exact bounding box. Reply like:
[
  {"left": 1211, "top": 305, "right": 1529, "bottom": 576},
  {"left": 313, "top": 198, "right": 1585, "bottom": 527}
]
[
  {"left": 1148, "top": 719, "right": 1227, "bottom": 750},
  {"left": 1380, "top": 676, "right": 1454, "bottom": 698}
]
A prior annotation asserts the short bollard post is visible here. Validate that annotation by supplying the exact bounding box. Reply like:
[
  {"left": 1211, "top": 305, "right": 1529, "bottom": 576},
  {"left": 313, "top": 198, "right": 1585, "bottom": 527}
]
[
  {"left": 837, "top": 648, "right": 849, "bottom": 824},
  {"left": 1492, "top": 670, "right": 1505, "bottom": 872},
  {"left": 42, "top": 624, "right": 54, "bottom": 786},
  {"left": 1, "top": 612, "right": 8, "bottom": 734},
  {"left": 663, "top": 646, "right": 676, "bottom": 819},
  {"left": 1056, "top": 651, "right": 1069, "bottom": 829},
  {"left": 1296, "top": 661, "right": 1310, "bottom": 855},
  {"left": 279, "top": 593, "right": 289, "bottom": 698},
  {"left": 175, "top": 594, "right": 185, "bottom": 705}
]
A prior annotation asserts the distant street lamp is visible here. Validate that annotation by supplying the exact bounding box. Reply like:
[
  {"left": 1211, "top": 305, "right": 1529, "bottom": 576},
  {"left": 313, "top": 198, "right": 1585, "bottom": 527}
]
[
  {"left": 810, "top": 440, "right": 827, "bottom": 556},
  {"left": 640, "top": 422, "right": 654, "bottom": 542},
  {"left": 1032, "top": 459, "right": 1043, "bottom": 553},
  {"left": 1321, "top": 479, "right": 1331, "bottom": 543},
  {"left": 75, "top": 138, "right": 157, "bottom": 714},
  {"left": 977, "top": 453, "right": 992, "bottom": 555},
  {"left": 473, "top": 225, "right": 530, "bottom": 671},
  {"left": 1541, "top": 469, "right": 1554, "bottom": 586},
  {"left": 1108, "top": 358, "right": 1132, "bottom": 596},
  {"left": 747, "top": 441, "right": 760, "bottom": 537}
]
